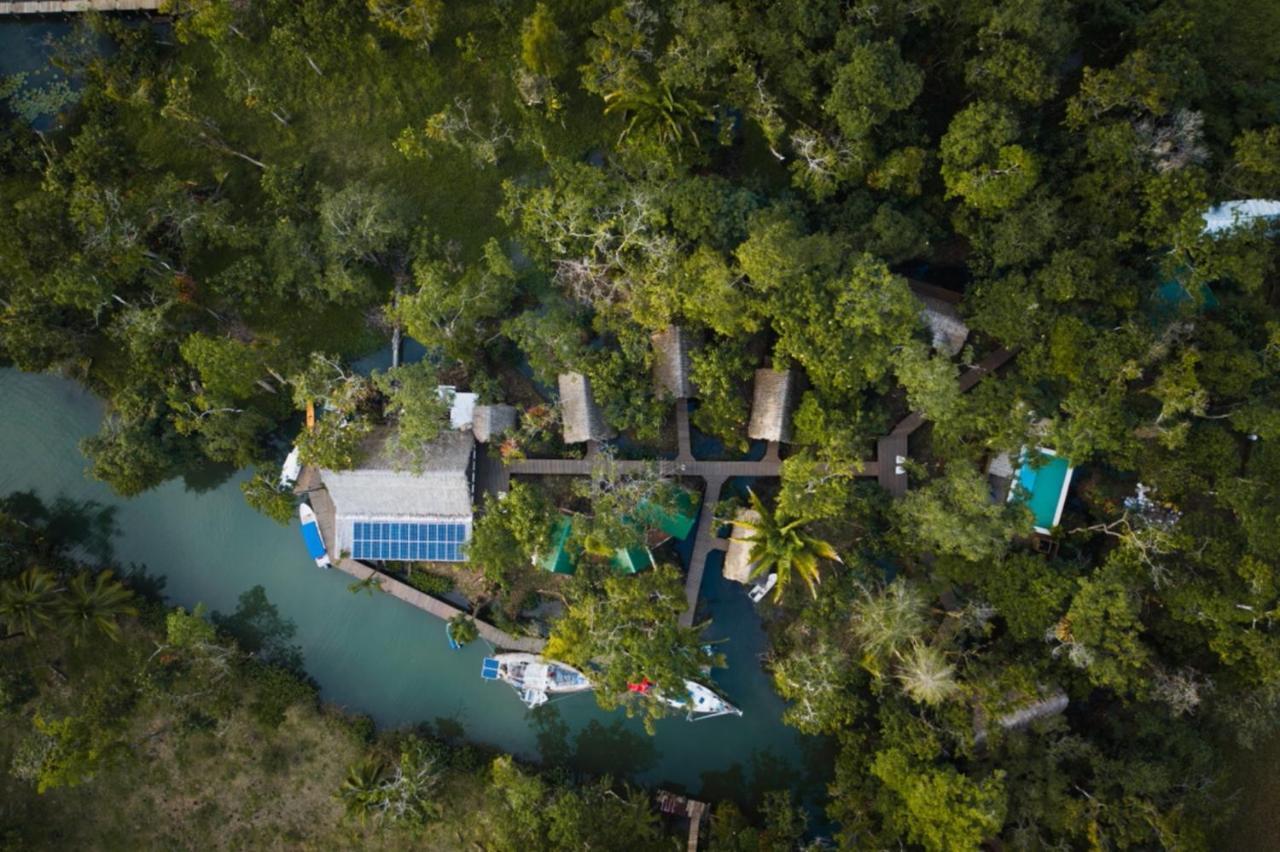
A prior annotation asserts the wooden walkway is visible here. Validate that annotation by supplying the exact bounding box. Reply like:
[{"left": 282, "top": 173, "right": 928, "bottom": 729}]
[
  {"left": 289, "top": 339, "right": 1016, "bottom": 642},
  {"left": 301, "top": 471, "right": 546, "bottom": 653},
  {"left": 0, "top": 0, "right": 159, "bottom": 12}
]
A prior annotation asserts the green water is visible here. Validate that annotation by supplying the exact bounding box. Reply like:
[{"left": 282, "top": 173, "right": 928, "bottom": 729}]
[{"left": 0, "top": 368, "right": 825, "bottom": 802}]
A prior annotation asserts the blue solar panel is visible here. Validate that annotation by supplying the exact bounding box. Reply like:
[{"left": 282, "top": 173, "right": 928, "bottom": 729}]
[{"left": 350, "top": 521, "right": 468, "bottom": 562}]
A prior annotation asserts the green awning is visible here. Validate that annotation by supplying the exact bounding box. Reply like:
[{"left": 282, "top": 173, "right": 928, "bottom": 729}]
[
  {"left": 536, "top": 518, "right": 575, "bottom": 574},
  {"left": 611, "top": 545, "right": 656, "bottom": 574},
  {"left": 634, "top": 488, "right": 699, "bottom": 541}
]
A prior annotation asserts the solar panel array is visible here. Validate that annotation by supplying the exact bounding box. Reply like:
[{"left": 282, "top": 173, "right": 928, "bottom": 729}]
[{"left": 351, "top": 521, "right": 467, "bottom": 562}]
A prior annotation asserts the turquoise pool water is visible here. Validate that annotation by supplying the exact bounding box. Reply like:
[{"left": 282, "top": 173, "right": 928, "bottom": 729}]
[{"left": 1015, "top": 450, "right": 1072, "bottom": 531}]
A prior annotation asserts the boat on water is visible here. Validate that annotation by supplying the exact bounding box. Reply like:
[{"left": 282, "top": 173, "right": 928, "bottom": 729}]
[
  {"left": 481, "top": 653, "right": 592, "bottom": 708},
  {"left": 279, "top": 446, "right": 302, "bottom": 488},
  {"left": 298, "top": 504, "right": 331, "bottom": 568},
  {"left": 657, "top": 680, "right": 743, "bottom": 720},
  {"left": 748, "top": 573, "right": 778, "bottom": 604}
]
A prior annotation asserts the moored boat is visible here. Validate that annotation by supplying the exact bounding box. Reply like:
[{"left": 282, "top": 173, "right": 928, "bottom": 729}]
[
  {"left": 658, "top": 680, "right": 743, "bottom": 720},
  {"left": 481, "top": 653, "right": 592, "bottom": 708},
  {"left": 279, "top": 446, "right": 301, "bottom": 488},
  {"left": 298, "top": 503, "right": 331, "bottom": 568}
]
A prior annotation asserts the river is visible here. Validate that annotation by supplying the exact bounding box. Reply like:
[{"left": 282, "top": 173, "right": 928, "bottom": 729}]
[{"left": 0, "top": 367, "right": 828, "bottom": 805}]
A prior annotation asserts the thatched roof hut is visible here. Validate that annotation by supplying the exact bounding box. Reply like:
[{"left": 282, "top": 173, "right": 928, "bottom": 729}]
[
  {"left": 747, "top": 368, "right": 795, "bottom": 443},
  {"left": 558, "top": 372, "right": 615, "bottom": 444},
  {"left": 651, "top": 325, "right": 694, "bottom": 399},
  {"left": 722, "top": 508, "right": 761, "bottom": 584},
  {"left": 472, "top": 404, "right": 518, "bottom": 443}
]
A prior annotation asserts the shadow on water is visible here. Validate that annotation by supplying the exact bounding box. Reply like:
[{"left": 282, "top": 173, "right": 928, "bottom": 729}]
[
  {"left": 533, "top": 705, "right": 659, "bottom": 782},
  {"left": 698, "top": 747, "right": 803, "bottom": 813},
  {"left": 1, "top": 489, "right": 119, "bottom": 564},
  {"left": 213, "top": 585, "right": 305, "bottom": 674},
  {"left": 178, "top": 460, "right": 239, "bottom": 494}
]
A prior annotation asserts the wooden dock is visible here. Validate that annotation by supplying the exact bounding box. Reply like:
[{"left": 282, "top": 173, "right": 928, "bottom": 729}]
[
  {"left": 288, "top": 339, "right": 1017, "bottom": 640},
  {"left": 300, "top": 471, "right": 545, "bottom": 654},
  {"left": 0, "top": 0, "right": 160, "bottom": 12}
]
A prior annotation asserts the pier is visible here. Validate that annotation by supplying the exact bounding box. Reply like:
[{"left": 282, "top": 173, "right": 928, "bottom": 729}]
[
  {"left": 0, "top": 1, "right": 160, "bottom": 12},
  {"left": 297, "top": 468, "right": 546, "bottom": 654}
]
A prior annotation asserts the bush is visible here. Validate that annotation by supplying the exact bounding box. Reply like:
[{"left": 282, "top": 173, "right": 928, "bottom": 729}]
[
  {"left": 246, "top": 663, "right": 317, "bottom": 729},
  {"left": 404, "top": 568, "right": 455, "bottom": 597},
  {"left": 448, "top": 614, "right": 479, "bottom": 646}
]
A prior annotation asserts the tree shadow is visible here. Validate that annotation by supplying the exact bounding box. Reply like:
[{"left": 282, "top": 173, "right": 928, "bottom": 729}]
[
  {"left": 531, "top": 708, "right": 659, "bottom": 781},
  {"left": 699, "top": 747, "right": 803, "bottom": 814},
  {"left": 0, "top": 490, "right": 118, "bottom": 564},
  {"left": 532, "top": 703, "right": 573, "bottom": 768},
  {"left": 569, "top": 719, "right": 659, "bottom": 781},
  {"left": 213, "top": 585, "right": 304, "bottom": 673},
  {"left": 179, "top": 460, "right": 238, "bottom": 494}
]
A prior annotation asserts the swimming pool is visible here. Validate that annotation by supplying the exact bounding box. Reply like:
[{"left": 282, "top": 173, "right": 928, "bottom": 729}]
[{"left": 1011, "top": 448, "right": 1074, "bottom": 533}]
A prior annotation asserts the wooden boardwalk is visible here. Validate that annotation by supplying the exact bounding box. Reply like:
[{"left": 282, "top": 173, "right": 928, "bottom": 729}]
[
  {"left": 680, "top": 477, "right": 727, "bottom": 627},
  {"left": 0, "top": 0, "right": 159, "bottom": 12},
  {"left": 289, "top": 338, "right": 1017, "bottom": 643},
  {"left": 302, "top": 471, "right": 545, "bottom": 653}
]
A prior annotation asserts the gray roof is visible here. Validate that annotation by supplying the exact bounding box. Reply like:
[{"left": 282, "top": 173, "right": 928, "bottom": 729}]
[
  {"left": 321, "top": 428, "right": 475, "bottom": 521},
  {"left": 472, "top": 404, "right": 518, "bottom": 443},
  {"left": 651, "top": 325, "right": 694, "bottom": 399},
  {"left": 722, "top": 508, "right": 761, "bottom": 584},
  {"left": 559, "top": 372, "right": 615, "bottom": 444},
  {"left": 748, "top": 369, "right": 795, "bottom": 442},
  {"left": 919, "top": 296, "right": 970, "bottom": 357},
  {"left": 906, "top": 280, "right": 969, "bottom": 357}
]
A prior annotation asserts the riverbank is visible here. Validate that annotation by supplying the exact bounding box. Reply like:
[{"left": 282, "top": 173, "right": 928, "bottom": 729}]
[{"left": 0, "top": 368, "right": 825, "bottom": 806}]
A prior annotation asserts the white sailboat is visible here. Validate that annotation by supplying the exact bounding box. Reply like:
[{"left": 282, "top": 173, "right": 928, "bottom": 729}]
[
  {"left": 657, "top": 680, "right": 743, "bottom": 720},
  {"left": 481, "top": 653, "right": 593, "bottom": 708}
]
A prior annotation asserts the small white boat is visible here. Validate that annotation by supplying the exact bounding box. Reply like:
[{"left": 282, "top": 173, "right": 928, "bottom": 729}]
[
  {"left": 481, "top": 653, "right": 592, "bottom": 708},
  {"left": 657, "top": 680, "right": 742, "bottom": 720},
  {"left": 748, "top": 573, "right": 778, "bottom": 604},
  {"left": 298, "top": 504, "right": 331, "bottom": 568},
  {"left": 279, "top": 446, "right": 301, "bottom": 488}
]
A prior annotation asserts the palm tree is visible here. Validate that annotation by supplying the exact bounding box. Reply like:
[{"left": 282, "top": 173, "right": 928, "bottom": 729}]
[
  {"left": 849, "top": 581, "right": 928, "bottom": 676},
  {"left": 339, "top": 757, "right": 389, "bottom": 825},
  {"left": 603, "top": 79, "right": 711, "bottom": 149},
  {"left": 895, "top": 641, "right": 959, "bottom": 706},
  {"left": 61, "top": 570, "right": 138, "bottom": 643},
  {"left": 731, "top": 489, "right": 841, "bottom": 601},
  {"left": 0, "top": 566, "right": 62, "bottom": 639}
]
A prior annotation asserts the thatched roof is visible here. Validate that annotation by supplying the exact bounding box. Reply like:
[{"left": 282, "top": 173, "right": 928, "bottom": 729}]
[
  {"left": 651, "top": 325, "right": 694, "bottom": 399},
  {"left": 558, "top": 372, "right": 615, "bottom": 444},
  {"left": 472, "top": 404, "right": 518, "bottom": 443},
  {"left": 321, "top": 427, "right": 475, "bottom": 521},
  {"left": 748, "top": 369, "right": 795, "bottom": 442},
  {"left": 722, "top": 508, "right": 761, "bottom": 584}
]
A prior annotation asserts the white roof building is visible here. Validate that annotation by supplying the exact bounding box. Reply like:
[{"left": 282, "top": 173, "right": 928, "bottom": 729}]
[{"left": 321, "top": 427, "right": 475, "bottom": 562}]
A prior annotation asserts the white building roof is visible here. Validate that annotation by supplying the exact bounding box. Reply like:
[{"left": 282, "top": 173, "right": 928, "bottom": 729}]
[{"left": 1202, "top": 199, "right": 1280, "bottom": 235}]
